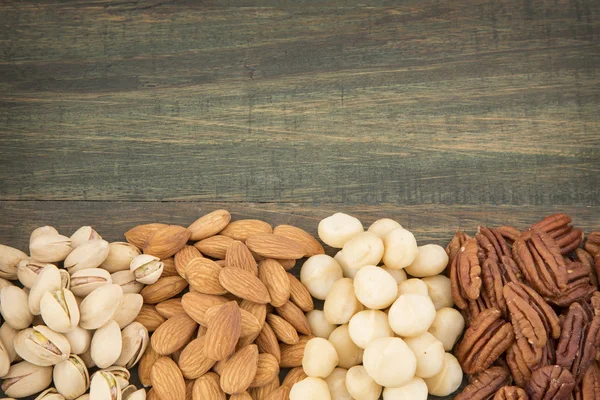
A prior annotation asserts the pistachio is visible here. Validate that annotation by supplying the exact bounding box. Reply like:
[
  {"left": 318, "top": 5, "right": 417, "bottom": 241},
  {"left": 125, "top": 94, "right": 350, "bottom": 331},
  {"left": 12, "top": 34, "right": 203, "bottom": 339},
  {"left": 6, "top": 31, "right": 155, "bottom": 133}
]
[
  {"left": 76, "top": 395, "right": 90, "bottom": 400},
  {"left": 0, "top": 286, "right": 34, "bottom": 329},
  {"left": 0, "top": 337, "right": 10, "bottom": 377},
  {"left": 70, "top": 268, "right": 112, "bottom": 298},
  {"left": 17, "top": 260, "right": 53, "bottom": 289},
  {"left": 35, "top": 387, "right": 66, "bottom": 400},
  {"left": 65, "top": 240, "right": 110, "bottom": 275},
  {"left": 115, "top": 322, "right": 149, "bottom": 369},
  {"left": 123, "top": 388, "right": 146, "bottom": 400},
  {"left": 113, "top": 294, "right": 144, "bottom": 329},
  {"left": 40, "top": 288, "right": 80, "bottom": 333},
  {"left": 91, "top": 320, "right": 123, "bottom": 368},
  {"left": 64, "top": 326, "right": 92, "bottom": 355},
  {"left": 0, "top": 322, "right": 19, "bottom": 361},
  {"left": 1, "top": 361, "right": 53, "bottom": 398},
  {"left": 53, "top": 355, "right": 90, "bottom": 400},
  {"left": 95, "top": 366, "right": 130, "bottom": 391},
  {"left": 101, "top": 242, "right": 142, "bottom": 274},
  {"left": 130, "top": 255, "right": 164, "bottom": 285},
  {"left": 121, "top": 385, "right": 138, "bottom": 399},
  {"left": 30, "top": 226, "right": 59, "bottom": 244},
  {"left": 79, "top": 284, "right": 123, "bottom": 330},
  {"left": 0, "top": 277, "right": 14, "bottom": 291},
  {"left": 14, "top": 326, "right": 71, "bottom": 366},
  {"left": 90, "top": 371, "right": 122, "bottom": 400},
  {"left": 0, "top": 244, "right": 28, "bottom": 280},
  {"left": 30, "top": 234, "right": 73, "bottom": 263},
  {"left": 70, "top": 226, "right": 102, "bottom": 249},
  {"left": 60, "top": 269, "right": 71, "bottom": 289},
  {"left": 111, "top": 270, "right": 144, "bottom": 294},
  {"left": 29, "top": 264, "right": 62, "bottom": 315},
  {"left": 79, "top": 347, "right": 96, "bottom": 369}
]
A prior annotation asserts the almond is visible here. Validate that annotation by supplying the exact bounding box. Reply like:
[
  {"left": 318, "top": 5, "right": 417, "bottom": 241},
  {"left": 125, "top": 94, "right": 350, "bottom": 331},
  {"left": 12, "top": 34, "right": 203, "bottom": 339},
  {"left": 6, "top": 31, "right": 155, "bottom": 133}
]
[
  {"left": 161, "top": 257, "right": 179, "bottom": 277},
  {"left": 181, "top": 292, "right": 228, "bottom": 324},
  {"left": 264, "top": 386, "right": 291, "bottom": 400},
  {"left": 151, "top": 313, "right": 198, "bottom": 355},
  {"left": 188, "top": 209, "right": 231, "bottom": 241},
  {"left": 171, "top": 347, "right": 184, "bottom": 365},
  {"left": 204, "top": 301, "right": 241, "bottom": 361},
  {"left": 178, "top": 336, "right": 216, "bottom": 379},
  {"left": 255, "top": 322, "right": 280, "bottom": 363},
  {"left": 230, "top": 393, "right": 252, "bottom": 400},
  {"left": 287, "top": 273, "right": 314, "bottom": 312},
  {"left": 141, "top": 275, "right": 189, "bottom": 304},
  {"left": 226, "top": 241, "right": 258, "bottom": 276},
  {"left": 198, "top": 325, "right": 208, "bottom": 337},
  {"left": 250, "top": 378, "right": 280, "bottom": 400},
  {"left": 205, "top": 304, "right": 261, "bottom": 339},
  {"left": 194, "top": 235, "right": 234, "bottom": 259},
  {"left": 276, "top": 259, "right": 296, "bottom": 270},
  {"left": 125, "top": 223, "right": 168, "bottom": 249},
  {"left": 220, "top": 344, "right": 259, "bottom": 394},
  {"left": 144, "top": 225, "right": 191, "bottom": 259},
  {"left": 174, "top": 245, "right": 203, "bottom": 278},
  {"left": 246, "top": 234, "right": 304, "bottom": 260},
  {"left": 146, "top": 388, "right": 159, "bottom": 400},
  {"left": 138, "top": 345, "right": 161, "bottom": 387},
  {"left": 274, "top": 225, "right": 325, "bottom": 257},
  {"left": 239, "top": 300, "right": 267, "bottom": 328},
  {"left": 135, "top": 304, "right": 166, "bottom": 332},
  {"left": 280, "top": 335, "right": 313, "bottom": 368},
  {"left": 156, "top": 298, "right": 185, "bottom": 319},
  {"left": 219, "top": 267, "right": 271, "bottom": 304},
  {"left": 151, "top": 356, "right": 186, "bottom": 400},
  {"left": 186, "top": 379, "right": 194, "bottom": 400},
  {"left": 215, "top": 259, "right": 226, "bottom": 267},
  {"left": 275, "top": 301, "right": 312, "bottom": 335},
  {"left": 186, "top": 258, "right": 227, "bottom": 295},
  {"left": 220, "top": 220, "right": 273, "bottom": 241},
  {"left": 193, "top": 372, "right": 226, "bottom": 400},
  {"left": 258, "top": 259, "right": 290, "bottom": 307},
  {"left": 212, "top": 358, "right": 229, "bottom": 376},
  {"left": 250, "top": 353, "right": 280, "bottom": 388},
  {"left": 266, "top": 314, "right": 299, "bottom": 345},
  {"left": 282, "top": 367, "right": 307, "bottom": 388}
]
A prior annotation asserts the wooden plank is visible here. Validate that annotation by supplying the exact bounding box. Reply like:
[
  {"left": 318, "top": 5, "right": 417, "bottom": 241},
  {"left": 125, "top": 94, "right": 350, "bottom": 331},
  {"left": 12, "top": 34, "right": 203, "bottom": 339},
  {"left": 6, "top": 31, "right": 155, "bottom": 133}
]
[{"left": 1, "top": 1, "right": 599, "bottom": 203}]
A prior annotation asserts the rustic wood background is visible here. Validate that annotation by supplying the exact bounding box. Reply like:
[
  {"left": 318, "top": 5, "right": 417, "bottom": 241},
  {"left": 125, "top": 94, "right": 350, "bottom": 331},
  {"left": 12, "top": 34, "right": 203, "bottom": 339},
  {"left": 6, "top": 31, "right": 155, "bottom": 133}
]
[{"left": 0, "top": 0, "right": 599, "bottom": 398}]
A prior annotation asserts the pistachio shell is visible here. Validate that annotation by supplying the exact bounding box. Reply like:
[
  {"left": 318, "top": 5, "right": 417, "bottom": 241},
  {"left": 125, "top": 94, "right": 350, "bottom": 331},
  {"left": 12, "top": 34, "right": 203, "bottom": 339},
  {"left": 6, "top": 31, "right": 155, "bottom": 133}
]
[
  {"left": 79, "top": 284, "right": 123, "bottom": 330},
  {"left": 121, "top": 385, "right": 138, "bottom": 399},
  {"left": 70, "top": 268, "right": 112, "bottom": 298},
  {"left": 115, "top": 322, "right": 148, "bottom": 369},
  {"left": 91, "top": 321, "right": 122, "bottom": 369},
  {"left": 35, "top": 387, "right": 66, "bottom": 400},
  {"left": 65, "top": 240, "right": 110, "bottom": 274},
  {"left": 0, "top": 277, "right": 14, "bottom": 291},
  {"left": 40, "top": 289, "right": 80, "bottom": 333},
  {"left": 29, "top": 264, "right": 62, "bottom": 315},
  {"left": 90, "top": 371, "right": 122, "bottom": 400},
  {"left": 1, "top": 361, "right": 53, "bottom": 398},
  {"left": 130, "top": 255, "right": 164, "bottom": 285},
  {"left": 30, "top": 234, "right": 73, "bottom": 263},
  {"left": 76, "top": 395, "right": 90, "bottom": 400},
  {"left": 123, "top": 388, "right": 146, "bottom": 400},
  {"left": 0, "top": 286, "right": 34, "bottom": 329},
  {"left": 96, "top": 366, "right": 130, "bottom": 390},
  {"left": 113, "top": 294, "right": 144, "bottom": 329},
  {"left": 111, "top": 271, "right": 144, "bottom": 294},
  {"left": 0, "top": 244, "right": 28, "bottom": 280},
  {"left": 30, "top": 226, "right": 59, "bottom": 244},
  {"left": 79, "top": 348, "right": 96, "bottom": 369},
  {"left": 70, "top": 226, "right": 102, "bottom": 249},
  {"left": 0, "top": 337, "right": 10, "bottom": 377},
  {"left": 60, "top": 270, "right": 71, "bottom": 289},
  {"left": 0, "top": 322, "right": 19, "bottom": 361},
  {"left": 14, "top": 326, "right": 71, "bottom": 366},
  {"left": 17, "top": 260, "right": 52, "bottom": 289},
  {"left": 101, "top": 242, "right": 142, "bottom": 273},
  {"left": 64, "top": 326, "right": 92, "bottom": 355},
  {"left": 53, "top": 355, "right": 90, "bottom": 400}
]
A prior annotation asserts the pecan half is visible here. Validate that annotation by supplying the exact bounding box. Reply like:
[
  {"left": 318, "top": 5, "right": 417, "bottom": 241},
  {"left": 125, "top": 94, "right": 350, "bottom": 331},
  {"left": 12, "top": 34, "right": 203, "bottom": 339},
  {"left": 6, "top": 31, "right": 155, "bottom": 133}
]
[
  {"left": 509, "top": 282, "right": 561, "bottom": 340},
  {"left": 529, "top": 213, "right": 573, "bottom": 235},
  {"left": 555, "top": 228, "right": 584, "bottom": 255},
  {"left": 458, "top": 239, "right": 483, "bottom": 300},
  {"left": 590, "top": 292, "right": 600, "bottom": 317},
  {"left": 550, "top": 260, "right": 596, "bottom": 307},
  {"left": 447, "top": 230, "right": 472, "bottom": 269},
  {"left": 575, "top": 249, "right": 597, "bottom": 287},
  {"left": 523, "top": 213, "right": 582, "bottom": 255},
  {"left": 494, "top": 386, "right": 529, "bottom": 400},
  {"left": 498, "top": 226, "right": 522, "bottom": 243},
  {"left": 464, "top": 297, "right": 488, "bottom": 324},
  {"left": 578, "top": 362, "right": 600, "bottom": 400},
  {"left": 482, "top": 258, "right": 508, "bottom": 318},
  {"left": 506, "top": 343, "right": 532, "bottom": 388},
  {"left": 476, "top": 226, "right": 512, "bottom": 263},
  {"left": 527, "top": 365, "right": 575, "bottom": 400},
  {"left": 455, "top": 366, "right": 511, "bottom": 400},
  {"left": 584, "top": 232, "right": 600, "bottom": 258},
  {"left": 455, "top": 309, "right": 514, "bottom": 374}
]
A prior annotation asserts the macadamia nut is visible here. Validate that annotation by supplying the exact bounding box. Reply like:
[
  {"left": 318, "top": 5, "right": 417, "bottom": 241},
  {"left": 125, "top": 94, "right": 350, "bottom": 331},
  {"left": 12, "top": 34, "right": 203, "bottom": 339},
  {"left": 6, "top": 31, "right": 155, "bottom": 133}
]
[
  {"left": 404, "top": 332, "right": 445, "bottom": 378},
  {"left": 307, "top": 310, "right": 337, "bottom": 339},
  {"left": 290, "top": 377, "right": 332, "bottom": 400},
  {"left": 345, "top": 365, "right": 382, "bottom": 400},
  {"left": 335, "top": 251, "right": 361, "bottom": 279},
  {"left": 325, "top": 368, "right": 352, "bottom": 400},
  {"left": 302, "top": 337, "right": 339, "bottom": 378},
  {"left": 368, "top": 218, "right": 402, "bottom": 240},
  {"left": 381, "top": 267, "right": 407, "bottom": 284},
  {"left": 404, "top": 244, "right": 449, "bottom": 277},
  {"left": 300, "top": 254, "right": 343, "bottom": 300},
  {"left": 397, "top": 279, "right": 428, "bottom": 296},
  {"left": 353, "top": 266, "right": 398, "bottom": 309},
  {"left": 382, "top": 377, "right": 428, "bottom": 400},
  {"left": 382, "top": 228, "right": 418, "bottom": 270},
  {"left": 427, "top": 307, "right": 465, "bottom": 351},
  {"left": 388, "top": 294, "right": 436, "bottom": 337},
  {"left": 363, "top": 337, "right": 417, "bottom": 388},
  {"left": 349, "top": 310, "right": 393, "bottom": 349},
  {"left": 341, "top": 233, "right": 385, "bottom": 274},
  {"left": 422, "top": 275, "right": 453, "bottom": 310},
  {"left": 329, "top": 324, "right": 363, "bottom": 369},
  {"left": 318, "top": 213, "right": 364, "bottom": 248},
  {"left": 423, "top": 353, "right": 463, "bottom": 397},
  {"left": 324, "top": 278, "right": 363, "bottom": 325}
]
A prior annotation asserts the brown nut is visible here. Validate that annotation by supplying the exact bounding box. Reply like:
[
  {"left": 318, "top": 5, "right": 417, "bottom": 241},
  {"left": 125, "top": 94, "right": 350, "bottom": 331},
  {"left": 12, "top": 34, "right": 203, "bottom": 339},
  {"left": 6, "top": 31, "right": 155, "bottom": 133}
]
[
  {"left": 455, "top": 366, "right": 511, "bottom": 400},
  {"left": 494, "top": 386, "right": 529, "bottom": 400},
  {"left": 525, "top": 365, "right": 575, "bottom": 400}
]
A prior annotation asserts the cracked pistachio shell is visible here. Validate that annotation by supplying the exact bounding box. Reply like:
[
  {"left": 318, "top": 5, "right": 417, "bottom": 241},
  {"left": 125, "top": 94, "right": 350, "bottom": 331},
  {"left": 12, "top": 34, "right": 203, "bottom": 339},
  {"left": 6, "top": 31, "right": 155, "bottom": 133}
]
[
  {"left": 123, "top": 388, "right": 146, "bottom": 400},
  {"left": 115, "top": 322, "right": 149, "bottom": 369},
  {"left": 111, "top": 271, "right": 144, "bottom": 294},
  {"left": 40, "top": 288, "right": 80, "bottom": 333},
  {"left": 91, "top": 321, "right": 122, "bottom": 369},
  {"left": 29, "top": 264, "right": 63, "bottom": 315},
  {"left": 1, "top": 361, "right": 53, "bottom": 398},
  {"left": 70, "top": 227, "right": 102, "bottom": 249},
  {"left": 101, "top": 242, "right": 142, "bottom": 274},
  {"left": 79, "top": 284, "right": 123, "bottom": 330},
  {"left": 65, "top": 240, "right": 110, "bottom": 275},
  {"left": 35, "top": 387, "right": 66, "bottom": 400},
  {"left": 130, "top": 255, "right": 164, "bottom": 285},
  {"left": 18, "top": 260, "right": 53, "bottom": 289},
  {"left": 70, "top": 268, "right": 112, "bottom": 298},
  {"left": 0, "top": 286, "right": 34, "bottom": 329},
  {"left": 53, "top": 354, "right": 90, "bottom": 400},
  {"left": 0, "top": 322, "right": 19, "bottom": 361},
  {"left": 0, "top": 244, "right": 28, "bottom": 280},
  {"left": 30, "top": 226, "right": 60, "bottom": 244},
  {"left": 95, "top": 366, "right": 129, "bottom": 391},
  {"left": 0, "top": 337, "right": 10, "bottom": 377},
  {"left": 30, "top": 234, "right": 73, "bottom": 263},
  {"left": 113, "top": 294, "right": 144, "bottom": 329},
  {"left": 64, "top": 326, "right": 92, "bottom": 355},
  {"left": 14, "top": 326, "right": 71, "bottom": 366},
  {"left": 90, "top": 371, "right": 122, "bottom": 400},
  {"left": 60, "top": 270, "right": 71, "bottom": 289}
]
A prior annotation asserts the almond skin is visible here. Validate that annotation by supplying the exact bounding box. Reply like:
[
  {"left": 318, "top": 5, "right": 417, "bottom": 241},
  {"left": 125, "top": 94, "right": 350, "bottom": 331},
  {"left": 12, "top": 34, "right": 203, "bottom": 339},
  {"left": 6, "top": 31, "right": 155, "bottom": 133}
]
[
  {"left": 220, "top": 344, "right": 259, "bottom": 394},
  {"left": 181, "top": 292, "right": 228, "bottom": 325},
  {"left": 264, "top": 386, "right": 291, "bottom": 400},
  {"left": 186, "top": 258, "right": 228, "bottom": 295},
  {"left": 246, "top": 233, "right": 305, "bottom": 260},
  {"left": 194, "top": 235, "right": 234, "bottom": 259},
  {"left": 226, "top": 241, "right": 258, "bottom": 276},
  {"left": 266, "top": 314, "right": 299, "bottom": 345},
  {"left": 219, "top": 267, "right": 271, "bottom": 304},
  {"left": 220, "top": 220, "right": 273, "bottom": 241},
  {"left": 282, "top": 367, "right": 308, "bottom": 388},
  {"left": 193, "top": 372, "right": 226, "bottom": 400},
  {"left": 151, "top": 356, "right": 186, "bottom": 400},
  {"left": 205, "top": 304, "right": 261, "bottom": 339},
  {"left": 255, "top": 322, "right": 281, "bottom": 363},
  {"left": 204, "top": 301, "right": 241, "bottom": 361},
  {"left": 144, "top": 225, "right": 191, "bottom": 259},
  {"left": 151, "top": 313, "right": 198, "bottom": 355},
  {"left": 188, "top": 210, "right": 231, "bottom": 241},
  {"left": 125, "top": 223, "right": 168, "bottom": 249},
  {"left": 258, "top": 259, "right": 291, "bottom": 307},
  {"left": 279, "top": 335, "right": 313, "bottom": 368},
  {"left": 174, "top": 245, "right": 203, "bottom": 279},
  {"left": 287, "top": 273, "right": 314, "bottom": 312},
  {"left": 275, "top": 301, "right": 312, "bottom": 335},
  {"left": 138, "top": 345, "right": 162, "bottom": 387},
  {"left": 135, "top": 304, "right": 166, "bottom": 332},
  {"left": 239, "top": 300, "right": 267, "bottom": 328},
  {"left": 250, "top": 378, "right": 280, "bottom": 400},
  {"left": 178, "top": 336, "right": 216, "bottom": 379},
  {"left": 230, "top": 393, "right": 253, "bottom": 400},
  {"left": 273, "top": 225, "right": 325, "bottom": 257},
  {"left": 161, "top": 257, "right": 179, "bottom": 277},
  {"left": 156, "top": 298, "right": 185, "bottom": 319},
  {"left": 141, "top": 275, "right": 189, "bottom": 304},
  {"left": 276, "top": 259, "right": 296, "bottom": 270},
  {"left": 250, "top": 353, "right": 280, "bottom": 388}
]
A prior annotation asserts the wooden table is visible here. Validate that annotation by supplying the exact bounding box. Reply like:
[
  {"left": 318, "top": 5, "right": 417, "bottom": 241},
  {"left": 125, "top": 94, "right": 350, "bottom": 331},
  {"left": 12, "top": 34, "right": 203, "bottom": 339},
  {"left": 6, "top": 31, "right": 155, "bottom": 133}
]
[{"left": 0, "top": 1, "right": 598, "bottom": 398}]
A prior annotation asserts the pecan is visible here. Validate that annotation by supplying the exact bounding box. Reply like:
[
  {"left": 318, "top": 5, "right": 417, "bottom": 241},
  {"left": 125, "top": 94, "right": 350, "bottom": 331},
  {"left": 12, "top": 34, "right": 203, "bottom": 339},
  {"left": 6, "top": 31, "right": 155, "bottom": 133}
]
[
  {"left": 555, "top": 228, "right": 584, "bottom": 255},
  {"left": 464, "top": 297, "right": 488, "bottom": 324},
  {"left": 502, "top": 255, "right": 524, "bottom": 283},
  {"left": 526, "top": 365, "right": 575, "bottom": 400},
  {"left": 550, "top": 260, "right": 595, "bottom": 307},
  {"left": 584, "top": 232, "right": 600, "bottom": 258},
  {"left": 507, "top": 343, "right": 532, "bottom": 387},
  {"left": 498, "top": 226, "right": 522, "bottom": 243},
  {"left": 494, "top": 386, "right": 529, "bottom": 400},
  {"left": 482, "top": 258, "right": 508, "bottom": 318},
  {"left": 578, "top": 362, "right": 600, "bottom": 400},
  {"left": 455, "top": 309, "right": 514, "bottom": 374},
  {"left": 455, "top": 366, "right": 511, "bottom": 400},
  {"left": 476, "top": 226, "right": 512, "bottom": 263},
  {"left": 524, "top": 213, "right": 583, "bottom": 255},
  {"left": 590, "top": 292, "right": 600, "bottom": 317},
  {"left": 447, "top": 230, "right": 472, "bottom": 269},
  {"left": 450, "top": 253, "right": 468, "bottom": 310},
  {"left": 575, "top": 249, "right": 597, "bottom": 287},
  {"left": 509, "top": 282, "right": 561, "bottom": 340},
  {"left": 451, "top": 238, "right": 482, "bottom": 309}
]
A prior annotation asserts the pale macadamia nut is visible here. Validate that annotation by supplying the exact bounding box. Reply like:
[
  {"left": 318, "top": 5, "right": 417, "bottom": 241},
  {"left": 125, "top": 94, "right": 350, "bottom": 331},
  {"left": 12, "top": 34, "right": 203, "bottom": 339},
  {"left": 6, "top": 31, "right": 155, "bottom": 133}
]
[
  {"left": 404, "top": 332, "right": 445, "bottom": 378},
  {"left": 302, "top": 337, "right": 339, "bottom": 378},
  {"left": 382, "top": 228, "right": 418, "bottom": 270},
  {"left": 341, "top": 232, "right": 384, "bottom": 273},
  {"left": 404, "top": 244, "right": 449, "bottom": 277},
  {"left": 335, "top": 251, "right": 360, "bottom": 279},
  {"left": 388, "top": 294, "right": 436, "bottom": 337},
  {"left": 325, "top": 368, "right": 352, "bottom": 400},
  {"left": 318, "top": 213, "right": 364, "bottom": 248},
  {"left": 300, "top": 254, "right": 343, "bottom": 300},
  {"left": 423, "top": 353, "right": 463, "bottom": 396},
  {"left": 382, "top": 377, "right": 428, "bottom": 400},
  {"left": 345, "top": 365, "right": 382, "bottom": 400},
  {"left": 397, "top": 278, "right": 428, "bottom": 296},
  {"left": 422, "top": 275, "right": 453, "bottom": 310},
  {"left": 353, "top": 266, "right": 398, "bottom": 309},
  {"left": 349, "top": 310, "right": 393, "bottom": 349},
  {"left": 427, "top": 307, "right": 465, "bottom": 351},
  {"left": 367, "top": 218, "right": 402, "bottom": 240},
  {"left": 363, "top": 337, "right": 417, "bottom": 388},
  {"left": 307, "top": 310, "right": 337, "bottom": 339},
  {"left": 324, "top": 278, "right": 363, "bottom": 325},
  {"left": 381, "top": 266, "right": 407, "bottom": 284},
  {"left": 290, "top": 377, "right": 332, "bottom": 400},
  {"left": 329, "top": 324, "right": 363, "bottom": 369}
]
